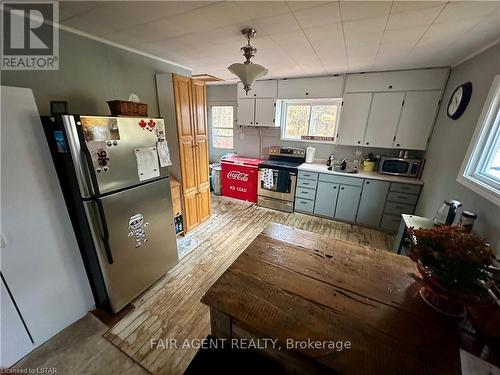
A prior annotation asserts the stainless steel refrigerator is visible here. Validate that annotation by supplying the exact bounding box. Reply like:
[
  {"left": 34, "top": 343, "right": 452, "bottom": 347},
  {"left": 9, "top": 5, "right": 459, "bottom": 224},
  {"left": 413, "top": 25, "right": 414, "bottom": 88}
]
[{"left": 42, "top": 115, "right": 178, "bottom": 313}]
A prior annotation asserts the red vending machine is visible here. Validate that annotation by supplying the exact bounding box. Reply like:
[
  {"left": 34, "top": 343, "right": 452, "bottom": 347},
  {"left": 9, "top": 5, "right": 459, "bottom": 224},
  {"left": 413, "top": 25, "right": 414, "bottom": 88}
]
[{"left": 221, "top": 156, "right": 263, "bottom": 203}]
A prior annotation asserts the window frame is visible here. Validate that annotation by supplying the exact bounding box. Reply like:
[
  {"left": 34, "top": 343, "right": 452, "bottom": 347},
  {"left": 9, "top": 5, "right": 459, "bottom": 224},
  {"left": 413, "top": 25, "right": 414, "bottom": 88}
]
[
  {"left": 208, "top": 103, "right": 236, "bottom": 151},
  {"left": 278, "top": 98, "right": 342, "bottom": 144},
  {"left": 457, "top": 74, "right": 500, "bottom": 206}
]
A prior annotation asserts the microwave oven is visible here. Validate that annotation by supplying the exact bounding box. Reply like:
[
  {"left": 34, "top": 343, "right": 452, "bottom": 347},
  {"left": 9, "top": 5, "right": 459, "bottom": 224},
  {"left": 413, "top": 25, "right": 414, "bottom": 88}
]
[{"left": 378, "top": 157, "right": 421, "bottom": 177}]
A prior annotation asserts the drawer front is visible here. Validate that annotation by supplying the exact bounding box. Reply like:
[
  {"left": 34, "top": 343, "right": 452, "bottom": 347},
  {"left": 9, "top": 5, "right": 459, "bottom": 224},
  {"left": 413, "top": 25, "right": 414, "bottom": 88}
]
[
  {"left": 385, "top": 201, "right": 415, "bottom": 216},
  {"left": 294, "top": 198, "right": 314, "bottom": 213},
  {"left": 298, "top": 171, "right": 318, "bottom": 181},
  {"left": 387, "top": 191, "right": 418, "bottom": 205},
  {"left": 390, "top": 183, "right": 421, "bottom": 195},
  {"left": 295, "top": 187, "right": 316, "bottom": 200},
  {"left": 318, "top": 173, "right": 363, "bottom": 187},
  {"left": 380, "top": 214, "right": 402, "bottom": 232},
  {"left": 297, "top": 179, "right": 317, "bottom": 189}
]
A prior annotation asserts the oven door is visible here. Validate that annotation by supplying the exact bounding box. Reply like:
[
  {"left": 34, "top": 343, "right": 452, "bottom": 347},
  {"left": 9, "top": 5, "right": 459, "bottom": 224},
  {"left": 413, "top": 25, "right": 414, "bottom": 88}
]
[{"left": 258, "top": 169, "right": 296, "bottom": 202}]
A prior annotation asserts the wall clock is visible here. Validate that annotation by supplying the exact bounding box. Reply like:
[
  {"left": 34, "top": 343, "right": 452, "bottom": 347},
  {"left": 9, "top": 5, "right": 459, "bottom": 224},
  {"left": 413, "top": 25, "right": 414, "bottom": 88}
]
[{"left": 447, "top": 82, "right": 472, "bottom": 120}]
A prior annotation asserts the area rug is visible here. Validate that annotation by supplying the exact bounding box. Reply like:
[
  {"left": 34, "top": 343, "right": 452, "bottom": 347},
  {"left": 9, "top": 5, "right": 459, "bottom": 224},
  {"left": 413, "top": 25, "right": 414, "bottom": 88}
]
[{"left": 177, "top": 236, "right": 200, "bottom": 259}]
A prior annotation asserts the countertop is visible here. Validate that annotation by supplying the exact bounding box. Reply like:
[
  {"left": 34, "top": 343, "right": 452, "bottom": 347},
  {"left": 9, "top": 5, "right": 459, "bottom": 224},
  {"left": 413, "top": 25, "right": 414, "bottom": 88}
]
[{"left": 298, "top": 162, "right": 424, "bottom": 185}]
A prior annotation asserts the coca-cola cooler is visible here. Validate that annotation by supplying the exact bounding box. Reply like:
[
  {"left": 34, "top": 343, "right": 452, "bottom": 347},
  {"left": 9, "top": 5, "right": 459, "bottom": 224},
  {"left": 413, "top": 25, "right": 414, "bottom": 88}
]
[{"left": 221, "top": 156, "right": 263, "bottom": 203}]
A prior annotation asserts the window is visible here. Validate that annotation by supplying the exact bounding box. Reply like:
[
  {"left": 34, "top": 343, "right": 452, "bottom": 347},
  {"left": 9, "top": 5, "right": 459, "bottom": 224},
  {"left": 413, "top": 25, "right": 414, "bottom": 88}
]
[
  {"left": 210, "top": 105, "right": 234, "bottom": 149},
  {"left": 279, "top": 99, "right": 342, "bottom": 142},
  {"left": 458, "top": 75, "right": 500, "bottom": 206}
]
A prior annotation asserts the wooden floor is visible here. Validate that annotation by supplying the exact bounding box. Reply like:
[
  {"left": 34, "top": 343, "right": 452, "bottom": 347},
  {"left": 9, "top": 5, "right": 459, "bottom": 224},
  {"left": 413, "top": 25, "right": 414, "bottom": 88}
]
[{"left": 104, "top": 195, "right": 395, "bottom": 375}]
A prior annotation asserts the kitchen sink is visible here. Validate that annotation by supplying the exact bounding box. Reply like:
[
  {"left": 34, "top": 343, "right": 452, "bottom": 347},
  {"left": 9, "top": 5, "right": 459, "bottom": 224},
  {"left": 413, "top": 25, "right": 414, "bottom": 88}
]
[{"left": 328, "top": 166, "right": 359, "bottom": 174}]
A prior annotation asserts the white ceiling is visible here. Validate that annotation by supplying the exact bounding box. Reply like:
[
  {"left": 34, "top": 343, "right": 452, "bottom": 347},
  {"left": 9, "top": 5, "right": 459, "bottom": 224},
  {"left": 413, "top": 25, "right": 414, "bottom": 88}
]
[{"left": 59, "top": 1, "right": 500, "bottom": 81}]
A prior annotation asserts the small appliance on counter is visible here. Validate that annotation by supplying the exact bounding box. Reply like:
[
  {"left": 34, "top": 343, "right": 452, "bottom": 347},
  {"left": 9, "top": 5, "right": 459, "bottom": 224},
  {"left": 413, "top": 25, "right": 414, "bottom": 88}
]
[
  {"left": 258, "top": 146, "right": 305, "bottom": 212},
  {"left": 458, "top": 211, "right": 478, "bottom": 233},
  {"left": 434, "top": 200, "right": 462, "bottom": 226},
  {"left": 378, "top": 156, "right": 421, "bottom": 177},
  {"left": 221, "top": 156, "right": 263, "bottom": 203},
  {"left": 305, "top": 147, "right": 316, "bottom": 163}
]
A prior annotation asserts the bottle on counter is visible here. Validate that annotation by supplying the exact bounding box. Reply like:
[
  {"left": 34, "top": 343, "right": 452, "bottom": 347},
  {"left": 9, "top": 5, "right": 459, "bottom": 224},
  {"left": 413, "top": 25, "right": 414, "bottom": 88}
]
[{"left": 326, "top": 154, "right": 335, "bottom": 166}]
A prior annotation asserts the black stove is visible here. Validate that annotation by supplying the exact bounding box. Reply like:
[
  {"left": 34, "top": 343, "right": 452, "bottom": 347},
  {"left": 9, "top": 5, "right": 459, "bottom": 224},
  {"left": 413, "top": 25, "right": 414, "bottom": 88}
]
[{"left": 258, "top": 147, "right": 306, "bottom": 172}]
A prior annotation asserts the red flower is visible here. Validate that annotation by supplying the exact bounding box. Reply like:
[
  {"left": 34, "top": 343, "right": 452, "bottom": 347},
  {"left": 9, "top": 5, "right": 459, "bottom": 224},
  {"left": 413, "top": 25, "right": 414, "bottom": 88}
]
[
  {"left": 139, "top": 120, "right": 147, "bottom": 128},
  {"left": 148, "top": 120, "right": 156, "bottom": 128}
]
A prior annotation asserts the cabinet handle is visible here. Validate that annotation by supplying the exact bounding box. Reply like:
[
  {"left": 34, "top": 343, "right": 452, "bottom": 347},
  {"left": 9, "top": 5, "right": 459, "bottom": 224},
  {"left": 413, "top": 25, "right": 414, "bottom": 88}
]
[
  {"left": 256, "top": 122, "right": 259, "bottom": 125},
  {"left": 357, "top": 141, "right": 361, "bottom": 144},
  {"left": 366, "top": 142, "right": 370, "bottom": 145},
  {"left": 303, "top": 182, "right": 310, "bottom": 185},
  {"left": 250, "top": 121, "right": 253, "bottom": 124},
  {"left": 396, "top": 143, "right": 400, "bottom": 147},
  {"left": 341, "top": 187, "right": 344, "bottom": 190},
  {"left": 333, "top": 186, "right": 337, "bottom": 189},
  {"left": 302, "top": 191, "right": 308, "bottom": 194},
  {"left": 366, "top": 181, "right": 370, "bottom": 184},
  {"left": 305, "top": 92, "right": 309, "bottom": 96}
]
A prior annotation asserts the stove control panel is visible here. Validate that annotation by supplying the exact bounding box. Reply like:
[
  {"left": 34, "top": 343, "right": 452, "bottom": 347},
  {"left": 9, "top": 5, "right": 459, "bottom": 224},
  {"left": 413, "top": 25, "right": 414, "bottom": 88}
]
[{"left": 269, "top": 146, "right": 305, "bottom": 158}]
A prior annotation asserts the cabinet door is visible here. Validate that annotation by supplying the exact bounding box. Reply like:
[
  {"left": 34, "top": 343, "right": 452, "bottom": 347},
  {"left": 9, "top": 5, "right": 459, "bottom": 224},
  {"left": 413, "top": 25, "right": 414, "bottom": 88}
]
[
  {"left": 195, "top": 139, "right": 210, "bottom": 188},
  {"left": 197, "top": 186, "right": 211, "bottom": 223},
  {"left": 313, "top": 181, "right": 339, "bottom": 218},
  {"left": 394, "top": 91, "right": 441, "bottom": 150},
  {"left": 278, "top": 76, "right": 343, "bottom": 98},
  {"left": 173, "top": 74, "right": 197, "bottom": 194},
  {"left": 336, "top": 93, "right": 372, "bottom": 146},
  {"left": 191, "top": 79, "right": 210, "bottom": 188},
  {"left": 183, "top": 191, "right": 200, "bottom": 232},
  {"left": 334, "top": 185, "right": 362, "bottom": 222},
  {"left": 179, "top": 139, "right": 197, "bottom": 194},
  {"left": 237, "top": 99, "right": 255, "bottom": 126},
  {"left": 254, "top": 98, "right": 276, "bottom": 126},
  {"left": 238, "top": 80, "right": 277, "bottom": 98},
  {"left": 356, "top": 179, "right": 390, "bottom": 227},
  {"left": 191, "top": 79, "right": 208, "bottom": 138},
  {"left": 364, "top": 92, "right": 405, "bottom": 148},
  {"left": 1, "top": 278, "right": 34, "bottom": 367}
]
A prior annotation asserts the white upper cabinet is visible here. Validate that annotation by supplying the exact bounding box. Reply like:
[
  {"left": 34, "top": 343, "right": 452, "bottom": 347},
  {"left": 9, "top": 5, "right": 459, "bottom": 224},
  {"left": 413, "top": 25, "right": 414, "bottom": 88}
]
[
  {"left": 237, "top": 80, "right": 277, "bottom": 98},
  {"left": 254, "top": 98, "right": 276, "bottom": 126},
  {"left": 344, "top": 68, "right": 449, "bottom": 93},
  {"left": 364, "top": 92, "right": 405, "bottom": 148},
  {"left": 336, "top": 93, "right": 372, "bottom": 146},
  {"left": 277, "top": 76, "right": 344, "bottom": 99},
  {"left": 237, "top": 98, "right": 276, "bottom": 127},
  {"left": 237, "top": 99, "right": 255, "bottom": 126},
  {"left": 394, "top": 91, "right": 442, "bottom": 150}
]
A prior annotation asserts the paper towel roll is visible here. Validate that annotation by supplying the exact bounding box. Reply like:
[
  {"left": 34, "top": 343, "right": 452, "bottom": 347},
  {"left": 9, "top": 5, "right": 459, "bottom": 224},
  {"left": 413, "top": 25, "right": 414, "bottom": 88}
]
[{"left": 305, "top": 147, "right": 316, "bottom": 163}]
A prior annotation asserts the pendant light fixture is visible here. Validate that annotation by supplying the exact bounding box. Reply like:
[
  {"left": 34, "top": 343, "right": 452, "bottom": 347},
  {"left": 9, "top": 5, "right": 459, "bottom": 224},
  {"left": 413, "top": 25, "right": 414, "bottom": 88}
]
[{"left": 228, "top": 28, "right": 268, "bottom": 95}]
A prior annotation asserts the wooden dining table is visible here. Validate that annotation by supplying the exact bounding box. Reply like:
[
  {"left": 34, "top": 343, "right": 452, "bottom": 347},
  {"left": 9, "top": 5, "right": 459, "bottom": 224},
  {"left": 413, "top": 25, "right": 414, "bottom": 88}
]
[{"left": 201, "top": 223, "right": 464, "bottom": 374}]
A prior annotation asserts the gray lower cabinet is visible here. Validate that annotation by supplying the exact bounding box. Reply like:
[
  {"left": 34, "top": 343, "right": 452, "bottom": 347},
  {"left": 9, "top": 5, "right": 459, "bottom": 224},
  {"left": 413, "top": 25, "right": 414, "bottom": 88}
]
[
  {"left": 356, "top": 179, "right": 390, "bottom": 227},
  {"left": 334, "top": 185, "right": 362, "bottom": 222},
  {"left": 294, "top": 171, "right": 422, "bottom": 232},
  {"left": 313, "top": 181, "right": 339, "bottom": 218}
]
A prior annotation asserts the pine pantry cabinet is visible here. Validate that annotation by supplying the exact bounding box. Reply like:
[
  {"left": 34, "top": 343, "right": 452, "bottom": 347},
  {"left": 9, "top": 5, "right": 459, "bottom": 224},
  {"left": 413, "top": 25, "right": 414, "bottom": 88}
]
[
  {"left": 173, "top": 74, "right": 211, "bottom": 232},
  {"left": 295, "top": 170, "right": 422, "bottom": 232}
]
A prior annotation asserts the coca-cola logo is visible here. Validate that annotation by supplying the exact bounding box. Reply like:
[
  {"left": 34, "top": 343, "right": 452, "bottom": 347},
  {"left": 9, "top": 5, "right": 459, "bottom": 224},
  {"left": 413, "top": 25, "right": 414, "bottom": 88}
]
[{"left": 227, "top": 171, "right": 249, "bottom": 182}]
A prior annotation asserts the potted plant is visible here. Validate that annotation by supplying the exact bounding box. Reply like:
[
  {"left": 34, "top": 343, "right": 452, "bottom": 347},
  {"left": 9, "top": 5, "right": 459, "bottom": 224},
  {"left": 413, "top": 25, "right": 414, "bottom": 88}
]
[{"left": 407, "top": 225, "right": 497, "bottom": 317}]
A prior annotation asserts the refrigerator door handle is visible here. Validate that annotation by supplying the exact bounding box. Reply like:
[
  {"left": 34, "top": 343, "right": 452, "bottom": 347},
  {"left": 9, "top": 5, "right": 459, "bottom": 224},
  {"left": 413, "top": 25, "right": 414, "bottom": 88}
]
[
  {"left": 94, "top": 200, "right": 114, "bottom": 264},
  {"left": 62, "top": 115, "right": 96, "bottom": 198}
]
